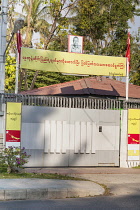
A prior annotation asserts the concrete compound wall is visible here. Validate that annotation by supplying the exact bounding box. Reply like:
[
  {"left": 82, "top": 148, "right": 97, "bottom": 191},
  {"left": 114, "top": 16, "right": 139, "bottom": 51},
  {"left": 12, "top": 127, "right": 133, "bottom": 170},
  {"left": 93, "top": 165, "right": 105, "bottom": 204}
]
[{"left": 1, "top": 104, "right": 139, "bottom": 167}]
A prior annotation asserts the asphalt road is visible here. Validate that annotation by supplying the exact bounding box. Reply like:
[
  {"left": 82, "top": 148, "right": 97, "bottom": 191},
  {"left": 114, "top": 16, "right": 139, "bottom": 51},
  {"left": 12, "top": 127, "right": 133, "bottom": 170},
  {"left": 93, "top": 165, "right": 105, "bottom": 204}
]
[{"left": 0, "top": 195, "right": 140, "bottom": 210}]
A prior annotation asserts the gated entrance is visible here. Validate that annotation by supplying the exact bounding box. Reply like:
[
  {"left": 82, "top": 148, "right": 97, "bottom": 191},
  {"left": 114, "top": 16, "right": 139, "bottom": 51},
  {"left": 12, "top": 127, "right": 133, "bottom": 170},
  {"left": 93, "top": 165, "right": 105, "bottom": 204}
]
[
  {"left": 21, "top": 106, "right": 120, "bottom": 167},
  {"left": 0, "top": 94, "right": 140, "bottom": 167}
]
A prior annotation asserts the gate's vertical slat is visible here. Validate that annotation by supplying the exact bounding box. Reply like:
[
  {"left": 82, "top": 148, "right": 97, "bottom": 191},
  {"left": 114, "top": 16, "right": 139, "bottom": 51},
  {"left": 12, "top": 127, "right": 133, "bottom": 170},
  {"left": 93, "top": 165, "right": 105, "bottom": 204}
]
[
  {"left": 50, "top": 121, "right": 56, "bottom": 153},
  {"left": 75, "top": 98, "right": 77, "bottom": 108},
  {"left": 91, "top": 123, "right": 96, "bottom": 153},
  {"left": 70, "top": 123, "right": 74, "bottom": 154},
  {"left": 56, "top": 121, "right": 62, "bottom": 153},
  {"left": 86, "top": 122, "right": 92, "bottom": 154},
  {"left": 95, "top": 99, "right": 96, "bottom": 109},
  {"left": 72, "top": 98, "right": 74, "bottom": 108},
  {"left": 83, "top": 98, "right": 85, "bottom": 109},
  {"left": 74, "top": 121, "right": 80, "bottom": 154},
  {"left": 69, "top": 98, "right": 71, "bottom": 108},
  {"left": 62, "top": 121, "right": 68, "bottom": 154},
  {"left": 44, "top": 121, "right": 51, "bottom": 153},
  {"left": 80, "top": 122, "right": 86, "bottom": 154}
]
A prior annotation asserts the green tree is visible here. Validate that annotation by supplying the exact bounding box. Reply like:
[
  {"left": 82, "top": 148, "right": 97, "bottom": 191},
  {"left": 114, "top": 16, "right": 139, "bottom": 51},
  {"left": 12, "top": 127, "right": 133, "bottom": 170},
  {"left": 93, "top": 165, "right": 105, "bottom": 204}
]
[
  {"left": 129, "top": 30, "right": 140, "bottom": 85},
  {"left": 5, "top": 54, "right": 16, "bottom": 93},
  {"left": 19, "top": 0, "right": 49, "bottom": 47},
  {"left": 19, "top": 69, "right": 82, "bottom": 90},
  {"left": 72, "top": 0, "right": 139, "bottom": 56},
  {"left": 6, "top": 0, "right": 140, "bottom": 92},
  {"left": 12, "top": 0, "right": 79, "bottom": 91}
]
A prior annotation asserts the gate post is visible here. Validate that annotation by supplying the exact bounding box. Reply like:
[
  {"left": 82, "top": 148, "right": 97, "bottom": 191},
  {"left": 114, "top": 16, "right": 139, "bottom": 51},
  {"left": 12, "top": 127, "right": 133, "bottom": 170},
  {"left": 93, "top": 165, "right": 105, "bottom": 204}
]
[{"left": 120, "top": 110, "right": 128, "bottom": 168}]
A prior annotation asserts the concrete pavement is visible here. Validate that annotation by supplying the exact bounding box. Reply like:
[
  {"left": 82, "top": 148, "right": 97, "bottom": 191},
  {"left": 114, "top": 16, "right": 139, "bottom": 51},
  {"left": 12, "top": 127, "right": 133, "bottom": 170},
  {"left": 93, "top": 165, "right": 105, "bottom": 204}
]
[
  {"left": 0, "top": 178, "right": 104, "bottom": 201},
  {"left": 24, "top": 167, "right": 140, "bottom": 175},
  {"left": 0, "top": 167, "right": 140, "bottom": 201},
  {"left": 25, "top": 167, "right": 140, "bottom": 196}
]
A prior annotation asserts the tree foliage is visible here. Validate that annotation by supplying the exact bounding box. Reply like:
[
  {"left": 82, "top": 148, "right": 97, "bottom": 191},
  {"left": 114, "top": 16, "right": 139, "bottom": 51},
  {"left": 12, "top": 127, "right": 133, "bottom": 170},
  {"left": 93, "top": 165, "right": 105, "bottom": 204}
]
[
  {"left": 5, "top": 0, "right": 140, "bottom": 92},
  {"left": 5, "top": 54, "right": 16, "bottom": 93},
  {"left": 11, "top": 0, "right": 80, "bottom": 92},
  {"left": 72, "top": 0, "right": 138, "bottom": 56},
  {"left": 129, "top": 30, "right": 140, "bottom": 85}
]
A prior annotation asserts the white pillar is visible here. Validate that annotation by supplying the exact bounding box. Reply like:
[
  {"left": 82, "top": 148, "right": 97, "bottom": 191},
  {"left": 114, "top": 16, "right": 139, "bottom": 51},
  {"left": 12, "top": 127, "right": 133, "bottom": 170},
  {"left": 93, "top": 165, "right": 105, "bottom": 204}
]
[
  {"left": 0, "top": 0, "right": 8, "bottom": 93},
  {"left": 120, "top": 110, "right": 128, "bottom": 168}
]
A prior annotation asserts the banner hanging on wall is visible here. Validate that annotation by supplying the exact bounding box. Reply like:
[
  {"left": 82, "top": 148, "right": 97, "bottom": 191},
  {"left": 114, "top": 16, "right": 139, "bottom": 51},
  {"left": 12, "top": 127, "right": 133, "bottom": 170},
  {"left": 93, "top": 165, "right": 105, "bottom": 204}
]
[
  {"left": 6, "top": 102, "right": 22, "bottom": 148},
  {"left": 128, "top": 109, "right": 140, "bottom": 161},
  {"left": 20, "top": 47, "right": 126, "bottom": 77}
]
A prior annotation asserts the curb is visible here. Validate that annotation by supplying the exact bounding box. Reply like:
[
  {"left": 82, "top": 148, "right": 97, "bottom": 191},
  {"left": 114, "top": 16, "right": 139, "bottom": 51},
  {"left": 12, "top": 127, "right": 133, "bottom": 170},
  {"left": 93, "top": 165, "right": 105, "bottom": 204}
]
[{"left": 0, "top": 186, "right": 105, "bottom": 200}]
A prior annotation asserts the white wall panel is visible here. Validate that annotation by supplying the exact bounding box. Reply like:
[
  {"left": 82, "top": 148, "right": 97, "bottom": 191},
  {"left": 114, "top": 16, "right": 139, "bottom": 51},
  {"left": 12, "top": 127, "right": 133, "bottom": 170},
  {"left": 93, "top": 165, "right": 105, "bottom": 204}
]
[
  {"left": 45, "top": 120, "right": 69, "bottom": 154},
  {"left": 69, "top": 123, "right": 74, "bottom": 150},
  {"left": 21, "top": 123, "right": 44, "bottom": 149},
  {"left": 50, "top": 121, "right": 56, "bottom": 153},
  {"left": 62, "top": 121, "right": 69, "bottom": 153},
  {"left": 74, "top": 121, "right": 80, "bottom": 153},
  {"left": 86, "top": 122, "right": 92, "bottom": 154},
  {"left": 56, "top": 121, "right": 62, "bottom": 153},
  {"left": 44, "top": 121, "right": 51, "bottom": 153},
  {"left": 91, "top": 123, "right": 96, "bottom": 153},
  {"left": 80, "top": 122, "right": 86, "bottom": 153}
]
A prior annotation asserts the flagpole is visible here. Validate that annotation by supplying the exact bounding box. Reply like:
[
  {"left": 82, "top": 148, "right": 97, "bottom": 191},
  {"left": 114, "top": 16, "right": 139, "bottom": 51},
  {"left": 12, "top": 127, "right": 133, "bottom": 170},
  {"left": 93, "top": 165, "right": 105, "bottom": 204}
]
[
  {"left": 125, "top": 32, "right": 130, "bottom": 101},
  {"left": 126, "top": 57, "right": 129, "bottom": 101},
  {"left": 15, "top": 50, "right": 19, "bottom": 94},
  {"left": 15, "top": 30, "right": 22, "bottom": 94}
]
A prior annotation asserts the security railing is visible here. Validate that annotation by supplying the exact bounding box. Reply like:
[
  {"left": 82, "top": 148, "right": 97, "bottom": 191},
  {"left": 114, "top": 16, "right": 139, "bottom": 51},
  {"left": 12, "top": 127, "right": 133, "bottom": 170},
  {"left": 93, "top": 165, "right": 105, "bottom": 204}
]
[{"left": 0, "top": 93, "right": 140, "bottom": 110}]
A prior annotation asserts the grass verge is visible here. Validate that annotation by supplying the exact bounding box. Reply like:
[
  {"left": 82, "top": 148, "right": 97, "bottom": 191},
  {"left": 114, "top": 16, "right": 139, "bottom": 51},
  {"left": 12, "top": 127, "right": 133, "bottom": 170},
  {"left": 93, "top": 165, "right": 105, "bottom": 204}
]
[
  {"left": 0, "top": 172, "right": 87, "bottom": 180},
  {"left": 133, "top": 165, "right": 140, "bottom": 169}
]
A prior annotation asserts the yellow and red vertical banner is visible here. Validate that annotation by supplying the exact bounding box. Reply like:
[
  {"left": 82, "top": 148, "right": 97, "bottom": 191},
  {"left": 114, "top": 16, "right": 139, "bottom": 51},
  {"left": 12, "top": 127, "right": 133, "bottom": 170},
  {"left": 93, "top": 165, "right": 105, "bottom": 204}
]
[
  {"left": 128, "top": 109, "right": 140, "bottom": 160},
  {"left": 6, "top": 102, "right": 22, "bottom": 148}
]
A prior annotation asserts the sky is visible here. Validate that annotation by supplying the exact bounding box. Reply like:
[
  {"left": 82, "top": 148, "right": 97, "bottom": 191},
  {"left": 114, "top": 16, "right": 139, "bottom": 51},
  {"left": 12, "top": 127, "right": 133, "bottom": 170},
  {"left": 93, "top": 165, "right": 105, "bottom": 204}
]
[{"left": 129, "top": 16, "right": 140, "bottom": 34}]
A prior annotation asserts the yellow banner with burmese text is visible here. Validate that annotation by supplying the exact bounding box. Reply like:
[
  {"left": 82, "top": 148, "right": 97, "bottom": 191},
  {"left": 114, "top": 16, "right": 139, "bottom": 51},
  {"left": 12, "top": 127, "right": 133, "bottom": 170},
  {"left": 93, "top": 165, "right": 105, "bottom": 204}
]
[
  {"left": 6, "top": 102, "right": 22, "bottom": 131},
  {"left": 20, "top": 48, "right": 126, "bottom": 76},
  {"left": 128, "top": 109, "right": 140, "bottom": 135},
  {"left": 128, "top": 109, "right": 140, "bottom": 161}
]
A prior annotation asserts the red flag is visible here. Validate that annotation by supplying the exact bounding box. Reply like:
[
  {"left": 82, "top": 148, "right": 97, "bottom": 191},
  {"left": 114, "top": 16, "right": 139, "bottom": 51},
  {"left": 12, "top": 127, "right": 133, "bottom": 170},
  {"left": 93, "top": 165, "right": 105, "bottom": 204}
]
[
  {"left": 16, "top": 30, "right": 22, "bottom": 63},
  {"left": 125, "top": 32, "right": 130, "bottom": 65}
]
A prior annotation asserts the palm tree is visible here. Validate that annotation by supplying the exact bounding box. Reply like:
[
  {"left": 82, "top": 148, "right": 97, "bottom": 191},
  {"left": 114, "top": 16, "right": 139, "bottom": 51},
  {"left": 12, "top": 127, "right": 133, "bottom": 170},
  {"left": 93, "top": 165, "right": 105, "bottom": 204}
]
[
  {"left": 17, "top": 0, "right": 48, "bottom": 47},
  {"left": 14, "top": 0, "right": 78, "bottom": 91},
  {"left": 18, "top": 0, "right": 78, "bottom": 49}
]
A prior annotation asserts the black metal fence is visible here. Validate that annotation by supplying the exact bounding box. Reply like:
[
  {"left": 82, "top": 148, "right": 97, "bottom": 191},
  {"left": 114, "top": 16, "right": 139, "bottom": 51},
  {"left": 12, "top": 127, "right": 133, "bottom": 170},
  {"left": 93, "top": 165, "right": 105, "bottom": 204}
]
[{"left": 0, "top": 93, "right": 140, "bottom": 110}]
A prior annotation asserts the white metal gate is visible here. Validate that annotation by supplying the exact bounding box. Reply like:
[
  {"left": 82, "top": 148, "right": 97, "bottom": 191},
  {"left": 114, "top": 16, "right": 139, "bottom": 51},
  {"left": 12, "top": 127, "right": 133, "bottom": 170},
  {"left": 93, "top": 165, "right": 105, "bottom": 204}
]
[{"left": 21, "top": 106, "right": 120, "bottom": 167}]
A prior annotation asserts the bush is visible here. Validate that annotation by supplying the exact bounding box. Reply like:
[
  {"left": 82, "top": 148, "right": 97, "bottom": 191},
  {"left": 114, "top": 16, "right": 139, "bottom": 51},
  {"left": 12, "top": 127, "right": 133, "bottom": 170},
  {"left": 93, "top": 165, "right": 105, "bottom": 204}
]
[{"left": 0, "top": 146, "right": 30, "bottom": 173}]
